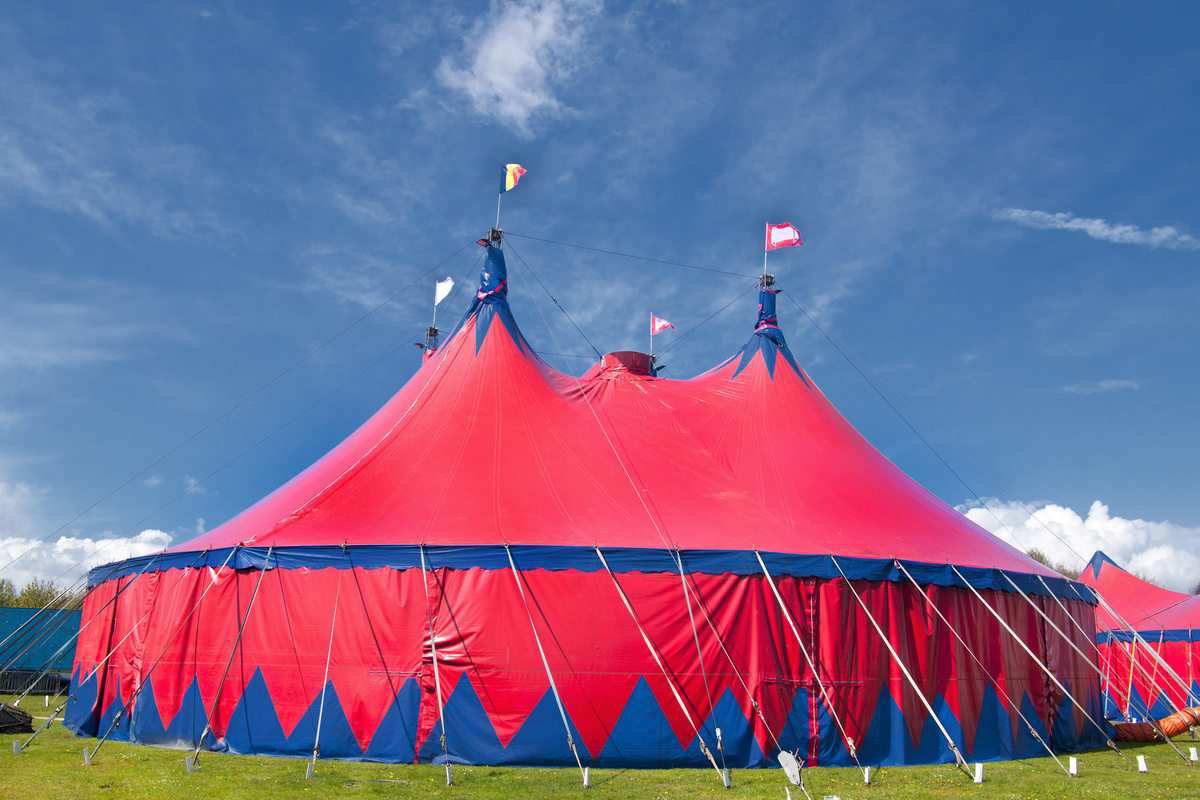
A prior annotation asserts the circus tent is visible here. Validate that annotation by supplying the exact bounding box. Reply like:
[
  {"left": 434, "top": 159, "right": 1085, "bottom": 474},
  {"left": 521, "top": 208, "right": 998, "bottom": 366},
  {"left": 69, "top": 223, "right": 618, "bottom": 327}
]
[
  {"left": 64, "top": 242, "right": 1110, "bottom": 771},
  {"left": 1078, "top": 551, "right": 1200, "bottom": 721}
]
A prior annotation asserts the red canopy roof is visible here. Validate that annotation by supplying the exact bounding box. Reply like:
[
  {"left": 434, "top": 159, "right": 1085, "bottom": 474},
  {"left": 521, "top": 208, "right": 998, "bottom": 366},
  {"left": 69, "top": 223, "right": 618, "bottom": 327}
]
[
  {"left": 175, "top": 248, "right": 1056, "bottom": 578},
  {"left": 1078, "top": 551, "right": 1200, "bottom": 631}
]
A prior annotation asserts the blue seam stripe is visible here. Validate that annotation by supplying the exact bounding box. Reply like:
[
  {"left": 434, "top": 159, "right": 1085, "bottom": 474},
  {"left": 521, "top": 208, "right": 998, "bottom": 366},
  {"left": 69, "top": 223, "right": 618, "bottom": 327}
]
[
  {"left": 89, "top": 544, "right": 1095, "bottom": 601},
  {"left": 1097, "top": 629, "right": 1195, "bottom": 644}
]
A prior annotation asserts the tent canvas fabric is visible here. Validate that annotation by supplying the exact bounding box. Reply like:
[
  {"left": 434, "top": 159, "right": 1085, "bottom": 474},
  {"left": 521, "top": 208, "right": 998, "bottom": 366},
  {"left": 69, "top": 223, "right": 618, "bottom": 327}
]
[
  {"left": 66, "top": 246, "right": 1108, "bottom": 766},
  {"left": 1077, "top": 551, "right": 1200, "bottom": 720}
]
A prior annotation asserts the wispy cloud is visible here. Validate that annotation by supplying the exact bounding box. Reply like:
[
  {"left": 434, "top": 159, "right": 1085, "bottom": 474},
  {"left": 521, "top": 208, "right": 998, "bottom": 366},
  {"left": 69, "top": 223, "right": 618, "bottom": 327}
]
[
  {"left": 960, "top": 498, "right": 1200, "bottom": 593},
  {"left": 994, "top": 208, "right": 1200, "bottom": 250},
  {"left": 183, "top": 475, "right": 207, "bottom": 495},
  {"left": 0, "top": 32, "right": 222, "bottom": 239},
  {"left": 1063, "top": 379, "right": 1140, "bottom": 395},
  {"left": 436, "top": 0, "right": 602, "bottom": 135}
]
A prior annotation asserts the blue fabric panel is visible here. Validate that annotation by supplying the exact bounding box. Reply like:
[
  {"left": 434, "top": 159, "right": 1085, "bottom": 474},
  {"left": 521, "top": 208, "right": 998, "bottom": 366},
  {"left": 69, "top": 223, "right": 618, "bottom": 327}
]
[
  {"left": 855, "top": 686, "right": 911, "bottom": 767},
  {"left": 417, "top": 674, "right": 503, "bottom": 765},
  {"left": 1098, "top": 629, "right": 1193, "bottom": 643},
  {"left": 814, "top": 687, "right": 852, "bottom": 766},
  {"left": 220, "top": 668, "right": 292, "bottom": 756},
  {"left": 773, "top": 687, "right": 812, "bottom": 764},
  {"left": 594, "top": 676, "right": 708, "bottom": 767},
  {"left": 0, "top": 607, "right": 81, "bottom": 671},
  {"left": 363, "top": 679, "right": 422, "bottom": 763},
  {"left": 96, "top": 691, "right": 130, "bottom": 742},
  {"left": 911, "top": 693, "right": 963, "bottom": 765},
  {"left": 697, "top": 687, "right": 761, "bottom": 767},
  {"left": 730, "top": 327, "right": 806, "bottom": 384},
  {"left": 1086, "top": 550, "right": 1120, "bottom": 580},
  {"left": 1013, "top": 692, "right": 1051, "bottom": 759},
  {"left": 64, "top": 663, "right": 99, "bottom": 737},
  {"left": 130, "top": 676, "right": 209, "bottom": 749},
  {"left": 494, "top": 689, "right": 590, "bottom": 766},
  {"left": 967, "top": 681, "right": 1012, "bottom": 762},
  {"left": 91, "top": 546, "right": 1093, "bottom": 602}
]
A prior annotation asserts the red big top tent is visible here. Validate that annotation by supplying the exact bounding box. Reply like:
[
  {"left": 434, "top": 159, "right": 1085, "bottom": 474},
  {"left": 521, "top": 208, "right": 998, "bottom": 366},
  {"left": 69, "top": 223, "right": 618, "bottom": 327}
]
[
  {"left": 65, "top": 244, "right": 1109, "bottom": 769},
  {"left": 1078, "top": 551, "right": 1200, "bottom": 721}
]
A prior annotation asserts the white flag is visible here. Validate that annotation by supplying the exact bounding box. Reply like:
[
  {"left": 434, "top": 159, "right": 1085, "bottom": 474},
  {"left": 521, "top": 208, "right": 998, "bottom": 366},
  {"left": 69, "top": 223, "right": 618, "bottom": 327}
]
[{"left": 434, "top": 277, "right": 454, "bottom": 306}]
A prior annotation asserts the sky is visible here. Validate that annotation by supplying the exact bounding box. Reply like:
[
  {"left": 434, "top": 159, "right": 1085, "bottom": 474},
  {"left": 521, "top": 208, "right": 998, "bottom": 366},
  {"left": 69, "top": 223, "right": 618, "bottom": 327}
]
[{"left": 1, "top": 2, "right": 1199, "bottom": 593}]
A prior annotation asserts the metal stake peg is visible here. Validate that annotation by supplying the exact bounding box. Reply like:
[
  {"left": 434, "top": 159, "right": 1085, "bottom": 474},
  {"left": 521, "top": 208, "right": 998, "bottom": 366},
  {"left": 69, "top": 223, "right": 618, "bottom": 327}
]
[
  {"left": 1069, "top": 756, "right": 1079, "bottom": 777},
  {"left": 83, "top": 746, "right": 92, "bottom": 766},
  {"left": 583, "top": 767, "right": 590, "bottom": 788},
  {"left": 13, "top": 742, "right": 21, "bottom": 755},
  {"left": 722, "top": 768, "right": 731, "bottom": 788},
  {"left": 973, "top": 763, "right": 983, "bottom": 783},
  {"left": 445, "top": 763, "right": 454, "bottom": 785}
]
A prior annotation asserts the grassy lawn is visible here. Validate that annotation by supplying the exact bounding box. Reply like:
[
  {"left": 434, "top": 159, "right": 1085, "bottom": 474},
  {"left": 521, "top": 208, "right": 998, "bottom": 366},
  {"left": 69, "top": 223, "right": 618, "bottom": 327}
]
[{"left": 2, "top": 698, "right": 1198, "bottom": 799}]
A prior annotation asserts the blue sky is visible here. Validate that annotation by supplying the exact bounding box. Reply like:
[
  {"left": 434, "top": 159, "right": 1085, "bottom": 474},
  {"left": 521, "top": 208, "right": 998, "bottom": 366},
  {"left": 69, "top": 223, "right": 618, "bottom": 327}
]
[{"left": 2, "top": 2, "right": 1199, "bottom": 590}]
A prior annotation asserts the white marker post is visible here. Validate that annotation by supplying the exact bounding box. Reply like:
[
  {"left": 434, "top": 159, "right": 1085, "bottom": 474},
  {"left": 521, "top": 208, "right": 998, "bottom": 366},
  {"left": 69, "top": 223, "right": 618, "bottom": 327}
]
[
  {"left": 1190, "top": 746, "right": 1198, "bottom": 762},
  {"left": 1137, "top": 754, "right": 1149, "bottom": 773},
  {"left": 1069, "top": 756, "right": 1079, "bottom": 777},
  {"left": 973, "top": 763, "right": 984, "bottom": 783}
]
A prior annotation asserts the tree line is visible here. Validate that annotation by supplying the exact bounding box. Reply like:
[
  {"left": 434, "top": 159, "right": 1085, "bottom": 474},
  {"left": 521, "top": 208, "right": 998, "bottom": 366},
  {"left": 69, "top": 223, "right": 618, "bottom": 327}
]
[{"left": 0, "top": 578, "right": 85, "bottom": 610}]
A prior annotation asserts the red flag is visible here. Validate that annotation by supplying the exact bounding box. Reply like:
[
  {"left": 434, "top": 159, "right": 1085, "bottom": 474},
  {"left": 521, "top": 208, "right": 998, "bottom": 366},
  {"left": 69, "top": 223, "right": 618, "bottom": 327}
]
[
  {"left": 766, "top": 223, "right": 803, "bottom": 251},
  {"left": 651, "top": 314, "right": 674, "bottom": 335}
]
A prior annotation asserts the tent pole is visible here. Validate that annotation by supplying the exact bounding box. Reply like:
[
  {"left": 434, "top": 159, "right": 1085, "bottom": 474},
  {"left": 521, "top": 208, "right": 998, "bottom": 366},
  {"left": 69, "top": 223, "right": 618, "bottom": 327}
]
[
  {"left": 671, "top": 548, "right": 727, "bottom": 777},
  {"left": 892, "top": 561, "right": 1070, "bottom": 775},
  {"left": 190, "top": 545, "right": 274, "bottom": 770},
  {"left": 829, "top": 555, "right": 972, "bottom": 778},
  {"left": 947, "top": 564, "right": 1129, "bottom": 764},
  {"left": 595, "top": 546, "right": 726, "bottom": 783},
  {"left": 504, "top": 545, "right": 589, "bottom": 786},
  {"left": 420, "top": 546, "right": 452, "bottom": 783},
  {"left": 307, "top": 564, "right": 343, "bottom": 780},
  {"left": 755, "top": 551, "right": 868, "bottom": 779}
]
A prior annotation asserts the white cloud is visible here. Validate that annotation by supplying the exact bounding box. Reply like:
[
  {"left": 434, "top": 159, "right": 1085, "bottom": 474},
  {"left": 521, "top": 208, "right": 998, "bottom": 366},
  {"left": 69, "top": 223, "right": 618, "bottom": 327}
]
[
  {"left": 0, "top": 479, "right": 172, "bottom": 590},
  {"left": 0, "top": 34, "right": 221, "bottom": 239},
  {"left": 993, "top": 208, "right": 1200, "bottom": 251},
  {"left": 0, "top": 529, "right": 173, "bottom": 593},
  {"left": 960, "top": 498, "right": 1200, "bottom": 593},
  {"left": 0, "top": 295, "right": 144, "bottom": 372},
  {"left": 436, "top": 0, "right": 602, "bottom": 134},
  {"left": 1062, "top": 379, "right": 1140, "bottom": 395},
  {"left": 142, "top": 475, "right": 163, "bottom": 487},
  {"left": 183, "top": 475, "right": 208, "bottom": 495}
]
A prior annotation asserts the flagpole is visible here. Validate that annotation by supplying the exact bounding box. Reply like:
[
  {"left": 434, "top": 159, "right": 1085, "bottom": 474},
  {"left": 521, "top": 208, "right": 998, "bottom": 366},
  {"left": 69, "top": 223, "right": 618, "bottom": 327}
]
[
  {"left": 496, "top": 193, "right": 502, "bottom": 229},
  {"left": 763, "top": 222, "right": 768, "bottom": 277},
  {"left": 649, "top": 314, "right": 653, "bottom": 359}
]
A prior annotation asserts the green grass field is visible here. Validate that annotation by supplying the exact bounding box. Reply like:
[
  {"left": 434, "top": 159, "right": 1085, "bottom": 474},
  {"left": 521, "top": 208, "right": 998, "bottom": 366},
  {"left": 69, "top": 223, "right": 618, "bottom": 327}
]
[{"left": 2, "top": 698, "right": 1198, "bottom": 800}]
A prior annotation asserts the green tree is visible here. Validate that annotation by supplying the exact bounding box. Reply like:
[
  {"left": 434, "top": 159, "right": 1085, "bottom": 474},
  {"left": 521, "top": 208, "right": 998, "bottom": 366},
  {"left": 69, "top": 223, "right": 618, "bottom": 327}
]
[
  {"left": 0, "top": 577, "right": 16, "bottom": 606},
  {"left": 1024, "top": 548, "right": 1082, "bottom": 580},
  {"left": 15, "top": 578, "right": 59, "bottom": 609}
]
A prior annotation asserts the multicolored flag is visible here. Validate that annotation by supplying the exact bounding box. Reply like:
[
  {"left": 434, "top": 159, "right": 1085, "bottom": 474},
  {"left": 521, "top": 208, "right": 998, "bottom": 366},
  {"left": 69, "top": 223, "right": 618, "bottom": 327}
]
[
  {"left": 651, "top": 314, "right": 674, "bottom": 335},
  {"left": 766, "top": 223, "right": 803, "bottom": 251},
  {"left": 503, "top": 163, "right": 527, "bottom": 192}
]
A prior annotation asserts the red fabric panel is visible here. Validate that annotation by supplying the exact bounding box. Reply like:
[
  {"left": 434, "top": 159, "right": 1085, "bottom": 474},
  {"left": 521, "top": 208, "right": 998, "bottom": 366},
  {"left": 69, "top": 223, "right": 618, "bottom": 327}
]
[{"left": 82, "top": 565, "right": 1101, "bottom": 764}]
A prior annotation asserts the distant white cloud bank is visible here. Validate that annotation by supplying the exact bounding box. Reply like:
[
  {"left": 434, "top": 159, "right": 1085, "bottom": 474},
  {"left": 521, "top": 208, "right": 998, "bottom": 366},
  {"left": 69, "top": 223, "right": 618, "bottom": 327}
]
[
  {"left": 994, "top": 208, "right": 1200, "bottom": 251},
  {"left": 0, "top": 479, "right": 172, "bottom": 592},
  {"left": 960, "top": 498, "right": 1200, "bottom": 593}
]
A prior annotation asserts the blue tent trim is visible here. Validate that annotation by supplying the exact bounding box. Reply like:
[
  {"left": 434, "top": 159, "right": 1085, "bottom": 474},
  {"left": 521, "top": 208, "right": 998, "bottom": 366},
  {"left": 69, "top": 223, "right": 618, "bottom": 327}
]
[{"left": 88, "top": 545, "right": 1094, "bottom": 602}]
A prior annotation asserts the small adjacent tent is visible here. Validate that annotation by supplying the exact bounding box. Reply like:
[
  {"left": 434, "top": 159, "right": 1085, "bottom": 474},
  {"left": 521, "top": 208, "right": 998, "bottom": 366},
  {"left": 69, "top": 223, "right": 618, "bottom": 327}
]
[
  {"left": 66, "top": 244, "right": 1108, "bottom": 768},
  {"left": 1078, "top": 551, "right": 1200, "bottom": 720}
]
